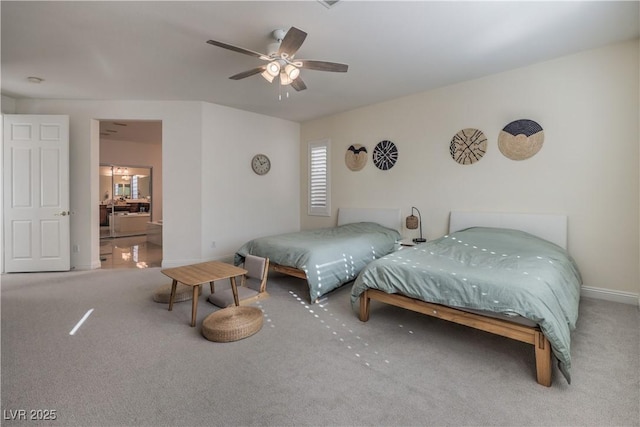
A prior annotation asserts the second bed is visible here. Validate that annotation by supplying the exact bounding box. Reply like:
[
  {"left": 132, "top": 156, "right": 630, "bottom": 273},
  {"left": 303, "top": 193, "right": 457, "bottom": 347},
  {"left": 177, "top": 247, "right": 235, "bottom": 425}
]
[
  {"left": 351, "top": 211, "right": 582, "bottom": 386},
  {"left": 235, "top": 208, "right": 402, "bottom": 303}
]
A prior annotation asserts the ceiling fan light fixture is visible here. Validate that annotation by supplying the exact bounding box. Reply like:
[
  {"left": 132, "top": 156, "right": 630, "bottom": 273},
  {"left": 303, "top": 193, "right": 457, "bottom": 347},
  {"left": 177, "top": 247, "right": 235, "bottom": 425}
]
[
  {"left": 285, "top": 64, "right": 300, "bottom": 80},
  {"left": 266, "top": 61, "right": 281, "bottom": 77},
  {"left": 261, "top": 70, "right": 276, "bottom": 83},
  {"left": 280, "top": 71, "right": 293, "bottom": 86}
]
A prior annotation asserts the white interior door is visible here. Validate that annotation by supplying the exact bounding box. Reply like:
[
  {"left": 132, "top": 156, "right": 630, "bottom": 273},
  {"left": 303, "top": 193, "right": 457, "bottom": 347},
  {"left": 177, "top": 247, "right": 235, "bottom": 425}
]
[{"left": 3, "top": 114, "right": 70, "bottom": 272}]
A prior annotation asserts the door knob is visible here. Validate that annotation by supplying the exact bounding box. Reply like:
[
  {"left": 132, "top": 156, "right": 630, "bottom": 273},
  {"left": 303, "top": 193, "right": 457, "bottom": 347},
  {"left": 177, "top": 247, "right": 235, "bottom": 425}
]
[{"left": 55, "top": 211, "right": 71, "bottom": 216}]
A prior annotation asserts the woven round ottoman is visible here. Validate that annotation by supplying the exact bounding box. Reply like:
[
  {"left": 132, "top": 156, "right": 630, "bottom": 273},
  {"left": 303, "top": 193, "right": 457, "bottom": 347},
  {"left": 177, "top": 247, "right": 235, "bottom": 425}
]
[
  {"left": 153, "top": 283, "right": 193, "bottom": 304},
  {"left": 202, "top": 306, "right": 263, "bottom": 342}
]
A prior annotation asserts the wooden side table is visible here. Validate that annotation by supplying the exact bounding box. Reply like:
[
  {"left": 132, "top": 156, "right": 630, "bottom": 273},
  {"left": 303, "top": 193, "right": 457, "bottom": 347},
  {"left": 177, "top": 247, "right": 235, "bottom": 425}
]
[{"left": 161, "top": 261, "right": 248, "bottom": 327}]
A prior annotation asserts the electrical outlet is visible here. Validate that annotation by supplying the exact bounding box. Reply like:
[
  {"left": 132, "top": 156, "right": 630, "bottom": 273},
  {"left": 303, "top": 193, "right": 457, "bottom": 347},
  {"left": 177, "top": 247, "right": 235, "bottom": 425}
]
[
  {"left": 211, "top": 241, "right": 216, "bottom": 248},
  {"left": 72, "top": 244, "right": 79, "bottom": 253}
]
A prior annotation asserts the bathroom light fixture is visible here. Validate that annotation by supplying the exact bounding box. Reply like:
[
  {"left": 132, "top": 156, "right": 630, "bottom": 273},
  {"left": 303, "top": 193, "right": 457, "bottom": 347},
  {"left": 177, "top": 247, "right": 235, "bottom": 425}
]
[
  {"left": 406, "top": 207, "right": 426, "bottom": 243},
  {"left": 115, "top": 167, "right": 130, "bottom": 180}
]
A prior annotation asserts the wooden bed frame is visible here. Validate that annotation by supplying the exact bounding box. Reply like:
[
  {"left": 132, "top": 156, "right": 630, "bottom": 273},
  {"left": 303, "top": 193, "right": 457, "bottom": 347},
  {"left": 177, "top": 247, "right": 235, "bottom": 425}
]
[
  {"left": 271, "top": 263, "right": 307, "bottom": 280},
  {"left": 357, "top": 211, "right": 569, "bottom": 387},
  {"left": 359, "top": 290, "right": 552, "bottom": 386},
  {"left": 269, "top": 207, "right": 402, "bottom": 283}
]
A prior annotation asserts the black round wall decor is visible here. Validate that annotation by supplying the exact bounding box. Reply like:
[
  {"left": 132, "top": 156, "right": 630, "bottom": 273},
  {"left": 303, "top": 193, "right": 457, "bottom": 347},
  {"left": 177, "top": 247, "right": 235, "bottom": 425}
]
[{"left": 372, "top": 140, "right": 398, "bottom": 171}]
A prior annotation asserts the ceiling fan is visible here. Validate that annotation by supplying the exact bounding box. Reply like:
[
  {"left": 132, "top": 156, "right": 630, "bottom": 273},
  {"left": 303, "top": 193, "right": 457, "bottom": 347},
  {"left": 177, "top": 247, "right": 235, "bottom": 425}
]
[{"left": 206, "top": 27, "right": 348, "bottom": 91}]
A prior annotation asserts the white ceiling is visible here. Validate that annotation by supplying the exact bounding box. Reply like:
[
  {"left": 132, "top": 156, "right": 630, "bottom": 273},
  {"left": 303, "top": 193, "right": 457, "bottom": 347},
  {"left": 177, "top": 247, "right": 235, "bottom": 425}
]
[{"left": 2, "top": 1, "right": 638, "bottom": 123}]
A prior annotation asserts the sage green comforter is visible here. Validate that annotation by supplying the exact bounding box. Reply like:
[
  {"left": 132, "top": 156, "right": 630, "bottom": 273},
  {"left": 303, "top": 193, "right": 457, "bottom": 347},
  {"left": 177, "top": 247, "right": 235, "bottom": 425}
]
[
  {"left": 351, "top": 227, "right": 582, "bottom": 383},
  {"left": 235, "top": 222, "right": 401, "bottom": 302}
]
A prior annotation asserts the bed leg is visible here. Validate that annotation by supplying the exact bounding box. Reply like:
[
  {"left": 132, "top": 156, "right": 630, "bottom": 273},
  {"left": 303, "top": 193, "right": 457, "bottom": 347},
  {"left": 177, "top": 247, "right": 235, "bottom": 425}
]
[
  {"left": 534, "top": 331, "right": 552, "bottom": 387},
  {"left": 359, "top": 291, "right": 370, "bottom": 322}
]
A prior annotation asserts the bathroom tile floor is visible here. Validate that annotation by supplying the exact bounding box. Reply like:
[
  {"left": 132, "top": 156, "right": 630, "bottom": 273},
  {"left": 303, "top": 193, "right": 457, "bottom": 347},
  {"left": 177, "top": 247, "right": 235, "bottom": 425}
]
[{"left": 100, "top": 235, "right": 162, "bottom": 269}]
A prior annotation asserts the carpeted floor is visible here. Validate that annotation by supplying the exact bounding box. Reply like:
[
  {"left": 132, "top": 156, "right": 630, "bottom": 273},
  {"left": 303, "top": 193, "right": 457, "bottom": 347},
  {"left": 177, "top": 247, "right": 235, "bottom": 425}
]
[{"left": 1, "top": 268, "right": 639, "bottom": 426}]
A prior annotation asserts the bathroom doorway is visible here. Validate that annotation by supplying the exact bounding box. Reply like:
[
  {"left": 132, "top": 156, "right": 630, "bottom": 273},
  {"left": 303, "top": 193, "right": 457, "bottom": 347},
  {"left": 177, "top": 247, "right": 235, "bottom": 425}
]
[
  {"left": 98, "top": 120, "right": 162, "bottom": 269},
  {"left": 99, "top": 164, "right": 152, "bottom": 239}
]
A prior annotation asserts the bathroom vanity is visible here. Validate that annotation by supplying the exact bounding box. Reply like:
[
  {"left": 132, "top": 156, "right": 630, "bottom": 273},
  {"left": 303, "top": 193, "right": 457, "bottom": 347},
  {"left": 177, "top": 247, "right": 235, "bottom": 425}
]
[{"left": 99, "top": 200, "right": 150, "bottom": 226}]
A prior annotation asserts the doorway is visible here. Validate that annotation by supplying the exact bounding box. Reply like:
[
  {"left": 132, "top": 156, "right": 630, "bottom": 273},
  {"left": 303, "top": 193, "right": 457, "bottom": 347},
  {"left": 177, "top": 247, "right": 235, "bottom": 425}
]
[
  {"left": 98, "top": 120, "right": 162, "bottom": 269},
  {"left": 99, "top": 164, "right": 152, "bottom": 239}
]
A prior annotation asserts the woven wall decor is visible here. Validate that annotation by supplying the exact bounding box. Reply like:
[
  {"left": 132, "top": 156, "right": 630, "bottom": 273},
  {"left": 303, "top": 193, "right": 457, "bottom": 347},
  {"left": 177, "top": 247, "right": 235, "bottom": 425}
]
[
  {"left": 449, "top": 128, "right": 488, "bottom": 165},
  {"left": 498, "top": 119, "right": 544, "bottom": 161},
  {"left": 345, "top": 144, "right": 368, "bottom": 171},
  {"left": 372, "top": 140, "right": 398, "bottom": 170}
]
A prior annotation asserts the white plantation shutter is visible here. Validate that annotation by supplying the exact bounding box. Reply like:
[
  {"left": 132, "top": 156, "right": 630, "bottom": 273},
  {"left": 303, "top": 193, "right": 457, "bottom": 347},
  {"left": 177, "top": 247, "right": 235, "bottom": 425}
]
[{"left": 308, "top": 139, "right": 331, "bottom": 216}]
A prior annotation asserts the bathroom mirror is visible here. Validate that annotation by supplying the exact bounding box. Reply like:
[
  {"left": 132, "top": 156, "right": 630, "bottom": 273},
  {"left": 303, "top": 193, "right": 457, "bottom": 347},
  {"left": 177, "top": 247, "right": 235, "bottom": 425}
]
[
  {"left": 114, "top": 183, "right": 131, "bottom": 197},
  {"left": 100, "top": 164, "right": 152, "bottom": 201}
]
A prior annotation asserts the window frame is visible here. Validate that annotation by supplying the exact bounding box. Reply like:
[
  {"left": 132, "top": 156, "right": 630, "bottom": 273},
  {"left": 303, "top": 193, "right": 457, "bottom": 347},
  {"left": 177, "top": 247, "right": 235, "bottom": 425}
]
[{"left": 307, "top": 138, "right": 331, "bottom": 217}]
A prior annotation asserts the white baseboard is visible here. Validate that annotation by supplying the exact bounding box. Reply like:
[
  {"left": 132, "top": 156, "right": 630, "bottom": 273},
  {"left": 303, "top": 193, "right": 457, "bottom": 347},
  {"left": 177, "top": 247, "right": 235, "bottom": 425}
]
[
  {"left": 581, "top": 285, "right": 639, "bottom": 307},
  {"left": 71, "top": 261, "right": 101, "bottom": 270},
  {"left": 160, "top": 255, "right": 236, "bottom": 268},
  {"left": 160, "top": 258, "right": 203, "bottom": 268}
]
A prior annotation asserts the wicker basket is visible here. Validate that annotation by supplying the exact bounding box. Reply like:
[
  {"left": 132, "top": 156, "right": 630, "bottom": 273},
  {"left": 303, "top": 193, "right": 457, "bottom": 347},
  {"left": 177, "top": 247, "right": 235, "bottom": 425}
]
[{"left": 202, "top": 306, "right": 263, "bottom": 342}]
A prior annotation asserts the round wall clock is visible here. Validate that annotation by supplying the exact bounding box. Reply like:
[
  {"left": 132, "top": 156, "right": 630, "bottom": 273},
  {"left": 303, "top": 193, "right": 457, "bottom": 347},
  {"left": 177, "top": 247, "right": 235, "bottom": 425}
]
[
  {"left": 372, "top": 140, "right": 398, "bottom": 171},
  {"left": 498, "top": 119, "right": 544, "bottom": 161},
  {"left": 450, "top": 128, "right": 488, "bottom": 165},
  {"left": 345, "top": 144, "right": 368, "bottom": 171},
  {"left": 251, "top": 154, "right": 271, "bottom": 175}
]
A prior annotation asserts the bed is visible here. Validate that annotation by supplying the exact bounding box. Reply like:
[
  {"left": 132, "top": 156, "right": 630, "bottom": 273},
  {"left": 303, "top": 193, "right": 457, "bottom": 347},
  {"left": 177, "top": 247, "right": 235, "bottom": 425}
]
[
  {"left": 235, "top": 208, "right": 402, "bottom": 303},
  {"left": 351, "top": 211, "right": 582, "bottom": 387}
]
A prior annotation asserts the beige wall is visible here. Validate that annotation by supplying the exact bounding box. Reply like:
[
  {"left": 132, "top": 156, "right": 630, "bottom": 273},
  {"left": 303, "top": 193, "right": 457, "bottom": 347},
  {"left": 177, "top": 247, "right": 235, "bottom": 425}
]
[
  {"left": 199, "top": 102, "right": 300, "bottom": 261},
  {"left": 301, "top": 39, "right": 640, "bottom": 299}
]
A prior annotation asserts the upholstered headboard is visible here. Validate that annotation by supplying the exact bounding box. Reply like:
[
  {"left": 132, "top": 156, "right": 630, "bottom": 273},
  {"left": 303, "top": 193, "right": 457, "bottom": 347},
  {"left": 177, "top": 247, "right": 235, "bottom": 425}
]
[
  {"left": 337, "top": 208, "right": 402, "bottom": 232},
  {"left": 449, "top": 211, "right": 568, "bottom": 249}
]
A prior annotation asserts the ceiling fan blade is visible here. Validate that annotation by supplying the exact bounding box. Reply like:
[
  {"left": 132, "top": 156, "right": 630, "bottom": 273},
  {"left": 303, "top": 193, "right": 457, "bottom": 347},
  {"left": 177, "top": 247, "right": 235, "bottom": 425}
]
[
  {"left": 278, "top": 27, "right": 307, "bottom": 57},
  {"left": 229, "top": 66, "right": 266, "bottom": 80},
  {"left": 297, "top": 60, "right": 348, "bottom": 72},
  {"left": 291, "top": 77, "right": 307, "bottom": 91},
  {"left": 207, "top": 40, "right": 268, "bottom": 60}
]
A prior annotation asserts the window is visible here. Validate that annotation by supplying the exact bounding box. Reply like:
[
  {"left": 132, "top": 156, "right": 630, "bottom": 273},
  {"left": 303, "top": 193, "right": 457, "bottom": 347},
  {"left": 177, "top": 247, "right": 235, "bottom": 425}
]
[{"left": 308, "top": 139, "right": 331, "bottom": 216}]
